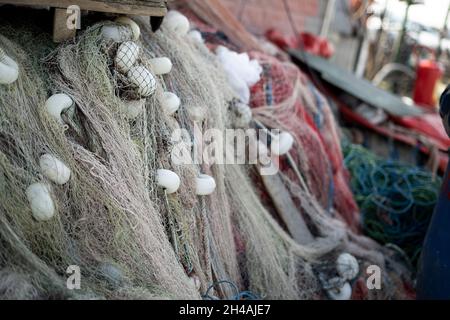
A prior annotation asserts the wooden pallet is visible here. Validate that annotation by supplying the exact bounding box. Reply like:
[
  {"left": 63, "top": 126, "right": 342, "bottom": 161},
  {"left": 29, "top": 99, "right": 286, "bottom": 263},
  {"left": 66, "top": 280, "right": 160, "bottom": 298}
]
[{"left": 0, "top": 0, "right": 167, "bottom": 42}]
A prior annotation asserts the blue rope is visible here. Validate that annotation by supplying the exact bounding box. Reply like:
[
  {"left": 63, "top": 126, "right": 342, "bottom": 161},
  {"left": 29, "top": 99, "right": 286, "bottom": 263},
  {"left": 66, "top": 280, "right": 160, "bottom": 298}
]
[
  {"left": 308, "top": 82, "right": 324, "bottom": 129},
  {"left": 343, "top": 142, "right": 441, "bottom": 267},
  {"left": 327, "top": 165, "right": 335, "bottom": 214},
  {"left": 202, "top": 280, "right": 261, "bottom": 300},
  {"left": 264, "top": 65, "right": 273, "bottom": 106}
]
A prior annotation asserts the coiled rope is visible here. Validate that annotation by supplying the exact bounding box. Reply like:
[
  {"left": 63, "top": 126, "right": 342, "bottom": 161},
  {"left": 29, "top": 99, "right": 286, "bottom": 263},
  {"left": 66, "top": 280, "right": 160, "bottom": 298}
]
[{"left": 343, "top": 143, "right": 441, "bottom": 266}]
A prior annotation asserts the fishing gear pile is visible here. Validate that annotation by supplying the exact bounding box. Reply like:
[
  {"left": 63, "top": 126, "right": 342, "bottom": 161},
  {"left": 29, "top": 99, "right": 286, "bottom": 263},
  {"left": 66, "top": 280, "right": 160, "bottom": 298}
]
[{"left": 0, "top": 4, "right": 416, "bottom": 300}]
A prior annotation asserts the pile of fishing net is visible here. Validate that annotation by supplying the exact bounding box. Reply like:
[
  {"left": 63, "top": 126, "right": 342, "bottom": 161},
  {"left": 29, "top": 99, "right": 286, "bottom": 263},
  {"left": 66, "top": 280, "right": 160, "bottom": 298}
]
[
  {"left": 0, "top": 18, "right": 205, "bottom": 300},
  {"left": 0, "top": 5, "right": 415, "bottom": 300},
  {"left": 175, "top": 1, "right": 360, "bottom": 232},
  {"left": 248, "top": 51, "right": 360, "bottom": 233},
  {"left": 343, "top": 143, "right": 441, "bottom": 268},
  {"left": 173, "top": 3, "right": 416, "bottom": 299},
  {"left": 0, "top": 15, "right": 312, "bottom": 300}
]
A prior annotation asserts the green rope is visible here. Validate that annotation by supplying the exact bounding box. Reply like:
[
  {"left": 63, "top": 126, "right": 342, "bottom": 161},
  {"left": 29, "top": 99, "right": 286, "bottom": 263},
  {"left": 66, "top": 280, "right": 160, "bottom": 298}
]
[{"left": 343, "top": 143, "right": 441, "bottom": 267}]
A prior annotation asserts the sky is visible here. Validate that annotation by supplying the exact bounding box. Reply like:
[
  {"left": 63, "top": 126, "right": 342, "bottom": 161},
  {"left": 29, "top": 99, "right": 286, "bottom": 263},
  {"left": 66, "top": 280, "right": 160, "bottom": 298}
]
[{"left": 376, "top": 0, "right": 450, "bottom": 29}]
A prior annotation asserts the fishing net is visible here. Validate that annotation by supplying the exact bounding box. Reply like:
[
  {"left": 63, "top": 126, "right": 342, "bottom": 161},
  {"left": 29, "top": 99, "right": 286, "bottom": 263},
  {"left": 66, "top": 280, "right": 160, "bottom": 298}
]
[
  {"left": 0, "top": 8, "right": 415, "bottom": 300},
  {"left": 147, "top": 23, "right": 352, "bottom": 299},
  {"left": 176, "top": 0, "right": 264, "bottom": 52},
  {"left": 139, "top": 22, "right": 317, "bottom": 299},
  {"left": 148, "top": 21, "right": 414, "bottom": 300},
  {"left": 0, "top": 22, "right": 200, "bottom": 299},
  {"left": 248, "top": 51, "right": 360, "bottom": 232},
  {"left": 0, "top": 28, "right": 76, "bottom": 299},
  {"left": 138, "top": 20, "right": 244, "bottom": 297}
]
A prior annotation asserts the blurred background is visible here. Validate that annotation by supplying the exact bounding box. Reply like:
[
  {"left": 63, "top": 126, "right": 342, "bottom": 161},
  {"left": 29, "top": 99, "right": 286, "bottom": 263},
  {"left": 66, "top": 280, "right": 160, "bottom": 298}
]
[{"left": 224, "top": 0, "right": 450, "bottom": 108}]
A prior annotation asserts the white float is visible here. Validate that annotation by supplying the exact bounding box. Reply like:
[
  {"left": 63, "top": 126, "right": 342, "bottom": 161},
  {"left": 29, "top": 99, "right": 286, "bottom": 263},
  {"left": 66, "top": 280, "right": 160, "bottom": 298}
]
[
  {"left": 195, "top": 174, "right": 216, "bottom": 196},
  {"left": 115, "top": 16, "right": 141, "bottom": 41},
  {"left": 161, "top": 92, "right": 180, "bottom": 115},
  {"left": 101, "top": 25, "right": 131, "bottom": 42},
  {"left": 39, "top": 154, "right": 71, "bottom": 185},
  {"left": 26, "top": 183, "right": 55, "bottom": 221},
  {"left": 271, "top": 131, "right": 294, "bottom": 156},
  {"left": 123, "top": 99, "right": 146, "bottom": 119},
  {"left": 127, "top": 66, "right": 156, "bottom": 97},
  {"left": 336, "top": 253, "right": 359, "bottom": 281},
  {"left": 115, "top": 41, "right": 140, "bottom": 74},
  {"left": 163, "top": 10, "right": 190, "bottom": 36},
  {"left": 156, "top": 169, "right": 180, "bottom": 194},
  {"left": 148, "top": 57, "right": 172, "bottom": 75},
  {"left": 0, "top": 49, "right": 19, "bottom": 84},
  {"left": 188, "top": 30, "right": 204, "bottom": 43},
  {"left": 326, "top": 280, "right": 352, "bottom": 300},
  {"left": 45, "top": 93, "right": 74, "bottom": 125}
]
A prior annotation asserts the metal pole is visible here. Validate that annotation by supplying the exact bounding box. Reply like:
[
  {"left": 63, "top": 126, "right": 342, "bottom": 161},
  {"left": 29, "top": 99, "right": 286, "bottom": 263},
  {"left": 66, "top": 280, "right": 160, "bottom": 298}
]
[
  {"left": 320, "top": 0, "right": 337, "bottom": 38},
  {"left": 437, "top": 3, "right": 450, "bottom": 60},
  {"left": 353, "top": 0, "right": 370, "bottom": 75},
  {"left": 394, "top": 0, "right": 412, "bottom": 62},
  {"left": 371, "top": 0, "right": 391, "bottom": 78}
]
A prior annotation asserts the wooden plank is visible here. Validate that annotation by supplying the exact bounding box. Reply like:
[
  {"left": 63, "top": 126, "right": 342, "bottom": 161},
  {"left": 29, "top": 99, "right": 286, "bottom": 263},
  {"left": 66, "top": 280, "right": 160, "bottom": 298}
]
[
  {"left": 261, "top": 173, "right": 314, "bottom": 245},
  {"left": 289, "top": 49, "right": 424, "bottom": 117},
  {"left": 53, "top": 8, "right": 77, "bottom": 42},
  {"left": 0, "top": 0, "right": 167, "bottom": 16}
]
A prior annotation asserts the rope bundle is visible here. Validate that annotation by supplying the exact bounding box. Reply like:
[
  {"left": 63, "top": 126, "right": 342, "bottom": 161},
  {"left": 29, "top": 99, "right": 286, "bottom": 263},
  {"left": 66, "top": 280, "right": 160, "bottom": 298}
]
[{"left": 343, "top": 143, "right": 441, "bottom": 266}]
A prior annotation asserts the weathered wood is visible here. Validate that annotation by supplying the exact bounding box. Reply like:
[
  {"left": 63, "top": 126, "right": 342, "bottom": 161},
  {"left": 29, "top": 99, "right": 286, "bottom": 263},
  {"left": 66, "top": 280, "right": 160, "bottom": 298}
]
[
  {"left": 53, "top": 8, "right": 76, "bottom": 43},
  {"left": 0, "top": 0, "right": 167, "bottom": 16},
  {"left": 261, "top": 173, "right": 314, "bottom": 245}
]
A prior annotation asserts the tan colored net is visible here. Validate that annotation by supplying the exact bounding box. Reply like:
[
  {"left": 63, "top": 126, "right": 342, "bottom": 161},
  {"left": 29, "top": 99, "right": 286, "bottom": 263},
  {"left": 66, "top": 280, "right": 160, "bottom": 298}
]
[
  {"left": 0, "top": 25, "right": 199, "bottom": 299},
  {"left": 0, "top": 15, "right": 412, "bottom": 300}
]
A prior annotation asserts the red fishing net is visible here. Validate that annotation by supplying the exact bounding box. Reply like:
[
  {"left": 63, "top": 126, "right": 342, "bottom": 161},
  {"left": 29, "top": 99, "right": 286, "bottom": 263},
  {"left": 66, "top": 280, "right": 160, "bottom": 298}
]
[{"left": 249, "top": 51, "right": 360, "bottom": 232}]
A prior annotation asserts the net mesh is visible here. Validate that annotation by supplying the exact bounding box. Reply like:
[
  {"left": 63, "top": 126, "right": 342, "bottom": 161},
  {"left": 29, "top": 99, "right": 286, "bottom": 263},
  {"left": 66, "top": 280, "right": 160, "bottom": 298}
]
[
  {"left": 0, "top": 14, "right": 414, "bottom": 300},
  {"left": 0, "top": 24, "right": 197, "bottom": 300},
  {"left": 249, "top": 51, "right": 360, "bottom": 232}
]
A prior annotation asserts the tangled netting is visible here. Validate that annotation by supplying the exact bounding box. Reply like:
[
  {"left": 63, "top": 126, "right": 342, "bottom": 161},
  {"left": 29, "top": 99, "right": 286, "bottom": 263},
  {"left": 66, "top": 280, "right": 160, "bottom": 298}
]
[
  {"left": 343, "top": 143, "right": 441, "bottom": 268},
  {"left": 140, "top": 21, "right": 329, "bottom": 300},
  {"left": 144, "top": 21, "right": 417, "bottom": 300},
  {"left": 139, "top": 21, "right": 243, "bottom": 298},
  {"left": 248, "top": 52, "right": 360, "bottom": 233},
  {"left": 0, "top": 22, "right": 203, "bottom": 299},
  {"left": 0, "top": 12, "right": 416, "bottom": 300},
  {"left": 150, "top": 16, "right": 415, "bottom": 300}
]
